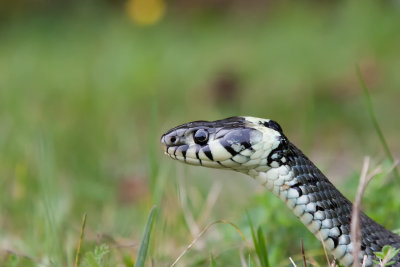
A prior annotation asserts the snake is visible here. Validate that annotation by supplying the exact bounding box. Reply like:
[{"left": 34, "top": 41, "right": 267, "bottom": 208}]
[{"left": 160, "top": 116, "right": 400, "bottom": 266}]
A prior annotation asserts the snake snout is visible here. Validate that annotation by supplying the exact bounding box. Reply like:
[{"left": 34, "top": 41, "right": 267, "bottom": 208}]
[{"left": 161, "top": 131, "right": 192, "bottom": 160}]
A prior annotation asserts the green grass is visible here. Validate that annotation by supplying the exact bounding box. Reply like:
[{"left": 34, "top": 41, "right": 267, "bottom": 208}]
[
  {"left": 1, "top": 1, "right": 400, "bottom": 266},
  {"left": 247, "top": 212, "right": 270, "bottom": 267},
  {"left": 134, "top": 206, "right": 156, "bottom": 267}
]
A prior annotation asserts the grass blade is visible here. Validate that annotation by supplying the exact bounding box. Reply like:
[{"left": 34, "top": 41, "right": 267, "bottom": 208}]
[
  {"left": 356, "top": 65, "right": 400, "bottom": 182},
  {"left": 134, "top": 206, "right": 157, "bottom": 267},
  {"left": 246, "top": 212, "right": 269, "bottom": 267},
  {"left": 256, "top": 227, "right": 270, "bottom": 267},
  {"left": 246, "top": 212, "right": 259, "bottom": 258},
  {"left": 210, "top": 253, "right": 217, "bottom": 267}
]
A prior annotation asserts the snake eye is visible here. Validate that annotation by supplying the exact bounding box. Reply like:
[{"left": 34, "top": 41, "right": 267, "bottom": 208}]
[{"left": 193, "top": 129, "right": 209, "bottom": 145}]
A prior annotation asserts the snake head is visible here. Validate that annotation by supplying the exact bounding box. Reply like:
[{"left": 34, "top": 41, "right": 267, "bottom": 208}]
[{"left": 161, "top": 116, "right": 287, "bottom": 172}]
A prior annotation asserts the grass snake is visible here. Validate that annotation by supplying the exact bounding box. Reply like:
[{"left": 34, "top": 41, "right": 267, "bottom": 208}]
[{"left": 161, "top": 116, "right": 400, "bottom": 266}]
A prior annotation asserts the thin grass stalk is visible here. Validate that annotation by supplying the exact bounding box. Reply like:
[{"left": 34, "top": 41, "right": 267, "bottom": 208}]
[
  {"left": 356, "top": 65, "right": 400, "bottom": 183},
  {"left": 319, "top": 232, "right": 331, "bottom": 266},
  {"left": 351, "top": 157, "right": 381, "bottom": 267},
  {"left": 74, "top": 213, "right": 87, "bottom": 267},
  {"left": 300, "top": 239, "right": 307, "bottom": 267},
  {"left": 170, "top": 219, "right": 246, "bottom": 267},
  {"left": 289, "top": 257, "right": 297, "bottom": 267}
]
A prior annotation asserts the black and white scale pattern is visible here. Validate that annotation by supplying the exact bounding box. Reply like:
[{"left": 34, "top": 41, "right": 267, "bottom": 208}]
[
  {"left": 161, "top": 116, "right": 400, "bottom": 266},
  {"left": 284, "top": 144, "right": 400, "bottom": 266}
]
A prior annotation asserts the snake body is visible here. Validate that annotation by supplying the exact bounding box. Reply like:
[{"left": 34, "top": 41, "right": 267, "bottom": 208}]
[{"left": 161, "top": 116, "right": 400, "bottom": 266}]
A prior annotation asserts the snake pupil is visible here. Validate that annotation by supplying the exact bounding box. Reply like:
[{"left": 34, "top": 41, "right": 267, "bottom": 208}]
[{"left": 194, "top": 129, "right": 209, "bottom": 145}]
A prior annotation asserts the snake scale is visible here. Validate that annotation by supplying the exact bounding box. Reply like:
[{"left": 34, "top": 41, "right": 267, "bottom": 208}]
[{"left": 161, "top": 116, "right": 400, "bottom": 266}]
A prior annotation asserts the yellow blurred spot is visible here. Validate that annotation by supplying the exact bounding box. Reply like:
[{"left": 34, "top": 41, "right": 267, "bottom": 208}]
[{"left": 126, "top": 0, "right": 165, "bottom": 25}]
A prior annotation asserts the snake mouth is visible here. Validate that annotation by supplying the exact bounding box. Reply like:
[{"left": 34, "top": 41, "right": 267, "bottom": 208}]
[{"left": 161, "top": 136, "right": 227, "bottom": 168}]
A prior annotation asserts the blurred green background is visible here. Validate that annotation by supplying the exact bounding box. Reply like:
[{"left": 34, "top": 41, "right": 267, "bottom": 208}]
[{"left": 1, "top": 0, "right": 400, "bottom": 266}]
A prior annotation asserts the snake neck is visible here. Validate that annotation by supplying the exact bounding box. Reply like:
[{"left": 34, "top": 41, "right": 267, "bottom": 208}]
[{"left": 249, "top": 142, "right": 400, "bottom": 267}]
